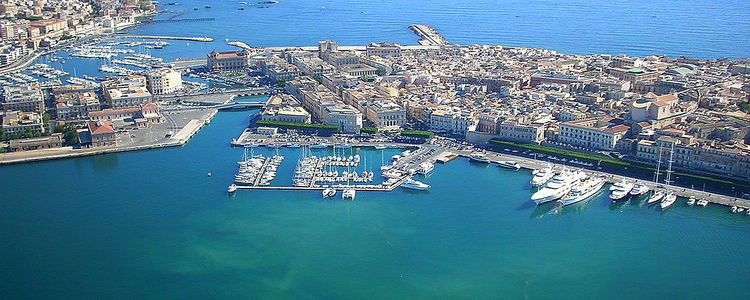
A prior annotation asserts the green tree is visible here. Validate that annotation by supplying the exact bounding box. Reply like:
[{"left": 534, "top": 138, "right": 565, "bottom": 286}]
[
  {"left": 313, "top": 75, "right": 322, "bottom": 83},
  {"left": 276, "top": 79, "right": 287, "bottom": 87}
]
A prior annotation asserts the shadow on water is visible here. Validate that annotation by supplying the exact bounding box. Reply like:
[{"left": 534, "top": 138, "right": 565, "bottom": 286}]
[
  {"left": 609, "top": 197, "right": 631, "bottom": 212},
  {"left": 530, "top": 201, "right": 562, "bottom": 219},
  {"left": 516, "top": 200, "right": 536, "bottom": 211}
]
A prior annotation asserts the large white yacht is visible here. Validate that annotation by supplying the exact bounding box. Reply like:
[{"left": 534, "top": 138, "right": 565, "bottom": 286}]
[
  {"left": 401, "top": 178, "right": 431, "bottom": 190},
  {"left": 530, "top": 165, "right": 555, "bottom": 187},
  {"left": 560, "top": 175, "right": 606, "bottom": 206},
  {"left": 530, "top": 169, "right": 586, "bottom": 205},
  {"left": 610, "top": 180, "right": 634, "bottom": 201},
  {"left": 647, "top": 189, "right": 665, "bottom": 204}
]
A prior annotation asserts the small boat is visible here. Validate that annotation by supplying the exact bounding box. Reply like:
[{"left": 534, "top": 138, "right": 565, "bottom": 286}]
[
  {"left": 630, "top": 183, "right": 650, "bottom": 196},
  {"left": 374, "top": 145, "right": 388, "bottom": 150},
  {"left": 287, "top": 144, "right": 301, "bottom": 148},
  {"left": 686, "top": 196, "right": 696, "bottom": 206},
  {"left": 205, "top": 5, "right": 211, "bottom": 8},
  {"left": 469, "top": 152, "right": 489, "bottom": 163},
  {"left": 238, "top": 7, "right": 244, "bottom": 10},
  {"left": 342, "top": 188, "right": 356, "bottom": 200},
  {"left": 207, "top": 172, "right": 212, "bottom": 177},
  {"left": 334, "top": 144, "right": 351, "bottom": 149},
  {"left": 497, "top": 160, "right": 520, "bottom": 170},
  {"left": 310, "top": 144, "right": 327, "bottom": 149},
  {"left": 660, "top": 191, "right": 677, "bottom": 210},
  {"left": 696, "top": 197, "right": 708, "bottom": 206},
  {"left": 227, "top": 184, "right": 237, "bottom": 194},
  {"left": 401, "top": 178, "right": 430, "bottom": 190},
  {"left": 417, "top": 162, "right": 434, "bottom": 175},
  {"left": 738, "top": 207, "right": 746, "bottom": 214},
  {"left": 322, "top": 188, "right": 336, "bottom": 198}
]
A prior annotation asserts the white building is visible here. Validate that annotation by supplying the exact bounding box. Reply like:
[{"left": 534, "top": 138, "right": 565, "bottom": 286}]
[
  {"left": 322, "top": 103, "right": 363, "bottom": 133},
  {"left": 365, "top": 101, "right": 406, "bottom": 130},
  {"left": 146, "top": 69, "right": 182, "bottom": 95},
  {"left": 558, "top": 117, "right": 630, "bottom": 151}
]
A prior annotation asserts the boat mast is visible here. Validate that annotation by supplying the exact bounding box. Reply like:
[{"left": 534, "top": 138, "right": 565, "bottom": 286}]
[
  {"left": 654, "top": 143, "right": 663, "bottom": 184},
  {"left": 664, "top": 143, "right": 675, "bottom": 192}
]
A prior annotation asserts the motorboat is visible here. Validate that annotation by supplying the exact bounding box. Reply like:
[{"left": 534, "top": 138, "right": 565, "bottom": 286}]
[
  {"left": 401, "top": 178, "right": 430, "bottom": 190},
  {"left": 530, "top": 165, "right": 555, "bottom": 187},
  {"left": 322, "top": 188, "right": 336, "bottom": 198},
  {"left": 469, "top": 152, "right": 489, "bottom": 163},
  {"left": 227, "top": 184, "right": 237, "bottom": 193},
  {"left": 630, "top": 183, "right": 650, "bottom": 196},
  {"left": 342, "top": 188, "right": 356, "bottom": 200},
  {"left": 374, "top": 145, "right": 388, "bottom": 150},
  {"left": 559, "top": 176, "right": 605, "bottom": 206},
  {"left": 417, "top": 162, "right": 434, "bottom": 175},
  {"left": 610, "top": 180, "right": 634, "bottom": 201},
  {"left": 497, "top": 160, "right": 521, "bottom": 170},
  {"left": 530, "top": 169, "right": 586, "bottom": 205},
  {"left": 696, "top": 197, "right": 708, "bottom": 206},
  {"left": 686, "top": 196, "right": 696, "bottom": 206},
  {"left": 660, "top": 191, "right": 677, "bottom": 210}
]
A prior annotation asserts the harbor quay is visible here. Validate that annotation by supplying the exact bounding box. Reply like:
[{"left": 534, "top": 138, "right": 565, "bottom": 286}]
[{"left": 226, "top": 130, "right": 750, "bottom": 211}]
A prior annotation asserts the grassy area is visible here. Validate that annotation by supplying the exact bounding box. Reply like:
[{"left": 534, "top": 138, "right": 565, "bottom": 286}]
[
  {"left": 401, "top": 130, "right": 434, "bottom": 139},
  {"left": 360, "top": 127, "right": 378, "bottom": 134},
  {"left": 255, "top": 120, "right": 339, "bottom": 133},
  {"left": 225, "top": 72, "right": 244, "bottom": 78},
  {"left": 488, "top": 139, "right": 750, "bottom": 191}
]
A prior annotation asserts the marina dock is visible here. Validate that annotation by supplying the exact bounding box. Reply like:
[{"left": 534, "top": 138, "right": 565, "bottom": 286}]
[
  {"left": 114, "top": 34, "right": 214, "bottom": 42},
  {"left": 409, "top": 24, "right": 449, "bottom": 46}
]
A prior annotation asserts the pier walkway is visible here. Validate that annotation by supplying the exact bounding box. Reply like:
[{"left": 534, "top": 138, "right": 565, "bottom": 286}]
[{"left": 114, "top": 34, "right": 214, "bottom": 42}]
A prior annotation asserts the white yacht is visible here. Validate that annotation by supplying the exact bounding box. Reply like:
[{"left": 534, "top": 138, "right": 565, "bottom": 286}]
[
  {"left": 342, "top": 188, "right": 356, "bottom": 200},
  {"left": 630, "top": 183, "right": 650, "bottom": 196},
  {"left": 417, "top": 162, "right": 434, "bottom": 175},
  {"left": 660, "top": 191, "right": 677, "bottom": 210},
  {"left": 696, "top": 197, "right": 708, "bottom": 206},
  {"left": 610, "top": 180, "right": 634, "bottom": 201},
  {"left": 530, "top": 165, "right": 555, "bottom": 187},
  {"left": 227, "top": 184, "right": 237, "bottom": 194},
  {"left": 560, "top": 175, "right": 606, "bottom": 206},
  {"left": 686, "top": 196, "right": 696, "bottom": 206},
  {"left": 648, "top": 190, "right": 665, "bottom": 204},
  {"left": 497, "top": 160, "right": 521, "bottom": 170},
  {"left": 530, "top": 169, "right": 586, "bottom": 205},
  {"left": 401, "top": 178, "right": 431, "bottom": 190},
  {"left": 469, "top": 152, "right": 489, "bottom": 163}
]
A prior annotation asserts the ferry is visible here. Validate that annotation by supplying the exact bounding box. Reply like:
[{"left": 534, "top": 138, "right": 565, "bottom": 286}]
[
  {"left": 530, "top": 165, "right": 555, "bottom": 187},
  {"left": 469, "top": 152, "right": 489, "bottom": 163},
  {"left": 342, "top": 188, "right": 356, "bottom": 200},
  {"left": 610, "top": 180, "right": 634, "bottom": 201},
  {"left": 497, "top": 160, "right": 520, "bottom": 170},
  {"left": 559, "top": 176, "right": 606, "bottom": 206},
  {"left": 417, "top": 162, "right": 434, "bottom": 175},
  {"left": 531, "top": 170, "right": 586, "bottom": 205},
  {"left": 227, "top": 184, "right": 237, "bottom": 194},
  {"left": 630, "top": 183, "right": 650, "bottom": 196},
  {"left": 401, "top": 178, "right": 430, "bottom": 190}
]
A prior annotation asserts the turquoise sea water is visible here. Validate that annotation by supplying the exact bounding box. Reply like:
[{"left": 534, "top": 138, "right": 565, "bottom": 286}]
[
  {"left": 3, "top": 1, "right": 750, "bottom": 298},
  {"left": 1, "top": 105, "right": 749, "bottom": 299}
]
